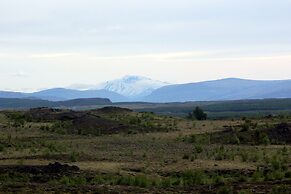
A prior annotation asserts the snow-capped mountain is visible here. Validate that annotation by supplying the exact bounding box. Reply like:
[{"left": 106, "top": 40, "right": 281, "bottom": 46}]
[{"left": 95, "top": 75, "right": 170, "bottom": 98}]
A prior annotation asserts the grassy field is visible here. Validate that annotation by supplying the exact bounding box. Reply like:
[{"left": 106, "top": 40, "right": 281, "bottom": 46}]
[{"left": 0, "top": 108, "right": 290, "bottom": 193}]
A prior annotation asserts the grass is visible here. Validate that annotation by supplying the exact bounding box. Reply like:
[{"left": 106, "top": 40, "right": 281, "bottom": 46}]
[{"left": 0, "top": 109, "right": 290, "bottom": 193}]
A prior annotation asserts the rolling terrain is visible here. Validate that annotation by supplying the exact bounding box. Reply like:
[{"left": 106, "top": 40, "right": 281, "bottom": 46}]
[
  {"left": 0, "top": 88, "right": 126, "bottom": 102},
  {"left": 0, "top": 106, "right": 290, "bottom": 193},
  {"left": 145, "top": 78, "right": 291, "bottom": 102},
  {"left": 0, "top": 98, "right": 112, "bottom": 109},
  {"left": 2, "top": 97, "right": 291, "bottom": 119},
  {"left": 1, "top": 77, "right": 291, "bottom": 103}
]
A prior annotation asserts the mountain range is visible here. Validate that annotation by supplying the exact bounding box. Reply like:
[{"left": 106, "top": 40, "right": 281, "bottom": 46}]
[
  {"left": 95, "top": 75, "right": 169, "bottom": 99},
  {"left": 0, "top": 88, "right": 126, "bottom": 102},
  {"left": 145, "top": 78, "right": 291, "bottom": 102},
  {"left": 1, "top": 76, "right": 291, "bottom": 103}
]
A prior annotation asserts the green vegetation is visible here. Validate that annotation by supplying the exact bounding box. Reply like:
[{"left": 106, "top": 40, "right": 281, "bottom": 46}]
[
  {"left": 0, "top": 107, "right": 290, "bottom": 193},
  {"left": 132, "top": 98, "right": 291, "bottom": 119},
  {"left": 188, "top": 106, "right": 208, "bottom": 120}
]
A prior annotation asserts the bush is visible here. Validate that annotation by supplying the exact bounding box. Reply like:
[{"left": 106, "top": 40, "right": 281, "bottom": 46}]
[
  {"left": 194, "top": 145, "right": 203, "bottom": 154},
  {"left": 59, "top": 176, "right": 87, "bottom": 186},
  {"left": 133, "top": 175, "right": 150, "bottom": 187},
  {"left": 69, "top": 151, "right": 80, "bottom": 162},
  {"left": 238, "top": 190, "right": 252, "bottom": 194},
  {"left": 240, "top": 151, "right": 249, "bottom": 162},
  {"left": 188, "top": 107, "right": 207, "bottom": 120},
  {"left": 0, "top": 144, "right": 5, "bottom": 152},
  {"left": 181, "top": 170, "right": 207, "bottom": 185},
  {"left": 285, "top": 171, "right": 291, "bottom": 178},
  {"left": 192, "top": 121, "right": 196, "bottom": 128},
  {"left": 211, "top": 174, "right": 225, "bottom": 185},
  {"left": 232, "top": 134, "right": 240, "bottom": 145},
  {"left": 161, "top": 178, "right": 172, "bottom": 187},
  {"left": 241, "top": 120, "right": 251, "bottom": 132},
  {"left": 8, "top": 112, "right": 26, "bottom": 127},
  {"left": 51, "top": 121, "right": 72, "bottom": 134},
  {"left": 188, "top": 134, "right": 210, "bottom": 144},
  {"left": 91, "top": 175, "right": 105, "bottom": 184},
  {"left": 252, "top": 169, "right": 263, "bottom": 182},
  {"left": 182, "top": 154, "right": 190, "bottom": 160},
  {"left": 270, "top": 185, "right": 290, "bottom": 194},
  {"left": 217, "top": 186, "right": 233, "bottom": 194}
]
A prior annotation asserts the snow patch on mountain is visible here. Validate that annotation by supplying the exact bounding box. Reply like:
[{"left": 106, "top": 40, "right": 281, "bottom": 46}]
[{"left": 95, "top": 75, "right": 170, "bottom": 98}]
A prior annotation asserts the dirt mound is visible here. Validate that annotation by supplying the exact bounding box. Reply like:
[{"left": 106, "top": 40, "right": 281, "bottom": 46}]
[
  {"left": 26, "top": 108, "right": 85, "bottom": 122},
  {"left": 25, "top": 108, "right": 133, "bottom": 135},
  {"left": 209, "top": 122, "right": 291, "bottom": 145},
  {"left": 95, "top": 106, "right": 133, "bottom": 114},
  {"left": 0, "top": 162, "right": 79, "bottom": 175},
  {"left": 44, "top": 162, "right": 79, "bottom": 173},
  {"left": 264, "top": 122, "right": 291, "bottom": 144},
  {"left": 25, "top": 107, "right": 163, "bottom": 135},
  {"left": 72, "top": 114, "right": 129, "bottom": 135}
]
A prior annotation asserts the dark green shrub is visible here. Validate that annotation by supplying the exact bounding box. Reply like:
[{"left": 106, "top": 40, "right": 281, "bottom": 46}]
[
  {"left": 69, "top": 151, "right": 80, "bottom": 162},
  {"left": 217, "top": 185, "right": 233, "bottom": 194},
  {"left": 161, "top": 178, "right": 172, "bottom": 187},
  {"left": 182, "top": 154, "right": 190, "bottom": 160},
  {"left": 0, "top": 144, "right": 5, "bottom": 152},
  {"left": 188, "top": 107, "right": 207, "bottom": 120},
  {"left": 133, "top": 175, "right": 150, "bottom": 187},
  {"left": 270, "top": 185, "right": 290, "bottom": 194},
  {"left": 194, "top": 144, "right": 203, "bottom": 154},
  {"left": 59, "top": 176, "right": 87, "bottom": 186},
  {"left": 211, "top": 174, "right": 225, "bottom": 185},
  {"left": 181, "top": 170, "right": 206, "bottom": 185},
  {"left": 285, "top": 171, "right": 291, "bottom": 178}
]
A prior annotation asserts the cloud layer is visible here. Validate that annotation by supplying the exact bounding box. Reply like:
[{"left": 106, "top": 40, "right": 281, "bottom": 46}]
[{"left": 0, "top": 0, "right": 290, "bottom": 91}]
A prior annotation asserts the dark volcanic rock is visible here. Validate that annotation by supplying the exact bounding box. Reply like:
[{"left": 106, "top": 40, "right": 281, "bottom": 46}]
[
  {"left": 265, "top": 122, "right": 291, "bottom": 144},
  {"left": 72, "top": 114, "right": 129, "bottom": 135},
  {"left": 94, "top": 106, "right": 133, "bottom": 114},
  {"left": 0, "top": 162, "right": 79, "bottom": 175}
]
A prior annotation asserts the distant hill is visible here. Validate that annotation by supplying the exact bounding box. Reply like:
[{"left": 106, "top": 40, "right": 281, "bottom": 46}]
[
  {"left": 58, "top": 98, "right": 111, "bottom": 107},
  {"left": 31, "top": 88, "right": 127, "bottom": 102},
  {"left": 0, "top": 98, "right": 112, "bottom": 109},
  {"left": 1, "top": 78, "right": 291, "bottom": 103},
  {"left": 0, "top": 91, "right": 26, "bottom": 99},
  {"left": 0, "top": 75, "right": 168, "bottom": 102},
  {"left": 144, "top": 78, "right": 291, "bottom": 102},
  {"left": 0, "top": 98, "right": 54, "bottom": 109},
  {"left": 0, "top": 88, "right": 126, "bottom": 102},
  {"left": 130, "top": 99, "right": 291, "bottom": 116}
]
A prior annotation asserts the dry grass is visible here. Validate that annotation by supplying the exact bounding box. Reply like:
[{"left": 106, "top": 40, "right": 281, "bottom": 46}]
[{"left": 0, "top": 112, "right": 290, "bottom": 193}]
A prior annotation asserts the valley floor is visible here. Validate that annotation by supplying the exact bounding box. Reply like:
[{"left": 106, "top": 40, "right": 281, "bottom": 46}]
[{"left": 0, "top": 109, "right": 290, "bottom": 193}]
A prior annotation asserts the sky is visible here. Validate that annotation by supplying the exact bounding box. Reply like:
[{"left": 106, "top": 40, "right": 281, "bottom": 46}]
[{"left": 0, "top": 0, "right": 291, "bottom": 91}]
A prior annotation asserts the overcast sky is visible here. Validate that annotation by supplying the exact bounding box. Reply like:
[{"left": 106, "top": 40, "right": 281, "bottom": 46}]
[{"left": 0, "top": 0, "right": 291, "bottom": 91}]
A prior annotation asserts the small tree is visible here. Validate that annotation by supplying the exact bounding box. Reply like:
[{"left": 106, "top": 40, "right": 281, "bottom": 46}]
[
  {"left": 189, "top": 107, "right": 207, "bottom": 120},
  {"left": 9, "top": 112, "right": 26, "bottom": 128}
]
